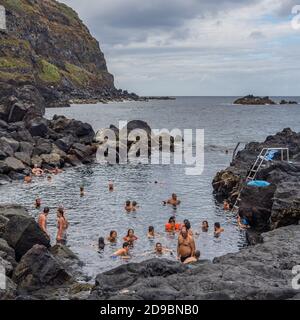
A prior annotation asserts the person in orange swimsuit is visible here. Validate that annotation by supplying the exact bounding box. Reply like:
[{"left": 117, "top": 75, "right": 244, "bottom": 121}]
[{"left": 165, "top": 216, "right": 181, "bottom": 232}]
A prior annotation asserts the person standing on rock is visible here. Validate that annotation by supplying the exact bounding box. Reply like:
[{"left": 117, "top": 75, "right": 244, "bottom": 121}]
[
  {"left": 38, "top": 207, "right": 50, "bottom": 239},
  {"left": 56, "top": 207, "right": 69, "bottom": 245},
  {"left": 177, "top": 226, "right": 196, "bottom": 263}
]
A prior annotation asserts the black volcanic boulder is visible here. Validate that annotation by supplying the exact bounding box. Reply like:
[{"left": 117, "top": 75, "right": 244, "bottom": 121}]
[
  {"left": 7, "top": 102, "right": 28, "bottom": 123},
  {"left": 127, "top": 120, "right": 152, "bottom": 137},
  {"left": 55, "top": 135, "right": 75, "bottom": 153},
  {"left": 3, "top": 215, "right": 50, "bottom": 261},
  {"left": 13, "top": 245, "right": 72, "bottom": 292},
  {"left": 27, "top": 117, "right": 49, "bottom": 138}
]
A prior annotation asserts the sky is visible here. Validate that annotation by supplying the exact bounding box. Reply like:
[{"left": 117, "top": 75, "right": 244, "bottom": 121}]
[{"left": 61, "top": 0, "right": 300, "bottom": 96}]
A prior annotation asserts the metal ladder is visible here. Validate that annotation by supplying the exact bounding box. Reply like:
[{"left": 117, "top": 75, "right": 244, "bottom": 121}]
[{"left": 232, "top": 147, "right": 289, "bottom": 212}]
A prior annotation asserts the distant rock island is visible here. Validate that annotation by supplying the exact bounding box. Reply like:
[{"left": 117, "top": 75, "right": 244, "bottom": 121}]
[
  {"left": 234, "top": 95, "right": 298, "bottom": 105},
  {"left": 234, "top": 95, "right": 276, "bottom": 105}
]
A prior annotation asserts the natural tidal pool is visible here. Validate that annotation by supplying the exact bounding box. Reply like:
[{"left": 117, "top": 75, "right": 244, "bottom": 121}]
[{"left": 1, "top": 96, "right": 300, "bottom": 279}]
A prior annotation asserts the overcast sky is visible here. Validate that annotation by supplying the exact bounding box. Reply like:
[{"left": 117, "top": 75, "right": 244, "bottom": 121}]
[{"left": 61, "top": 0, "right": 300, "bottom": 96}]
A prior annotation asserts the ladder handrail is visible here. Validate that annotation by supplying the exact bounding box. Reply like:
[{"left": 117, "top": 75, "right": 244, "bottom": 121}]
[{"left": 231, "top": 147, "right": 290, "bottom": 212}]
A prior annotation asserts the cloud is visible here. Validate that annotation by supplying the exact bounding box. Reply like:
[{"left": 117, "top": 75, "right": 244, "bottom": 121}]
[{"left": 60, "top": 0, "right": 300, "bottom": 95}]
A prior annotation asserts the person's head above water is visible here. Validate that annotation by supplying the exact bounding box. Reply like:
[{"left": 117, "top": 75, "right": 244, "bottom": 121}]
[
  {"left": 202, "top": 221, "right": 209, "bottom": 228},
  {"left": 155, "top": 242, "right": 163, "bottom": 253},
  {"left": 127, "top": 229, "right": 135, "bottom": 237},
  {"left": 125, "top": 200, "right": 131, "bottom": 207},
  {"left": 132, "top": 201, "right": 137, "bottom": 207},
  {"left": 214, "top": 222, "right": 221, "bottom": 230},
  {"left": 148, "top": 226, "right": 154, "bottom": 233},
  {"left": 194, "top": 250, "right": 201, "bottom": 259},
  {"left": 98, "top": 237, "right": 105, "bottom": 250},
  {"left": 110, "top": 230, "right": 117, "bottom": 239},
  {"left": 184, "top": 219, "right": 191, "bottom": 230},
  {"left": 43, "top": 207, "right": 50, "bottom": 215},
  {"left": 172, "top": 193, "right": 177, "bottom": 200},
  {"left": 169, "top": 216, "right": 176, "bottom": 224},
  {"left": 57, "top": 207, "right": 65, "bottom": 218},
  {"left": 123, "top": 242, "right": 130, "bottom": 251}
]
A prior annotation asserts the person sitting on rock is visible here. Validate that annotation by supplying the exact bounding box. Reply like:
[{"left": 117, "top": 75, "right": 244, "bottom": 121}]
[
  {"left": 24, "top": 173, "right": 32, "bottom": 184},
  {"left": 35, "top": 197, "right": 42, "bottom": 209},
  {"left": 123, "top": 229, "right": 138, "bottom": 245},
  {"left": 183, "top": 250, "right": 201, "bottom": 264},
  {"left": 163, "top": 193, "right": 181, "bottom": 207},
  {"left": 214, "top": 222, "right": 224, "bottom": 237},
  {"left": 112, "top": 242, "right": 130, "bottom": 259},
  {"left": 32, "top": 164, "right": 44, "bottom": 177},
  {"left": 107, "top": 230, "right": 118, "bottom": 243},
  {"left": 124, "top": 200, "right": 132, "bottom": 212},
  {"left": 38, "top": 207, "right": 50, "bottom": 239}
]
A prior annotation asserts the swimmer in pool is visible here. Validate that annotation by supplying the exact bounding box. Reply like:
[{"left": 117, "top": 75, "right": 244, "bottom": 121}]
[
  {"left": 98, "top": 237, "right": 105, "bottom": 250},
  {"left": 123, "top": 229, "right": 138, "bottom": 245},
  {"left": 124, "top": 200, "right": 132, "bottom": 212},
  {"left": 214, "top": 222, "right": 224, "bottom": 237},
  {"left": 163, "top": 193, "right": 181, "bottom": 207},
  {"left": 107, "top": 230, "right": 118, "bottom": 243},
  {"left": 112, "top": 242, "right": 130, "bottom": 259},
  {"left": 183, "top": 250, "right": 201, "bottom": 265},
  {"left": 202, "top": 220, "right": 209, "bottom": 232},
  {"left": 154, "top": 242, "right": 173, "bottom": 256},
  {"left": 223, "top": 200, "right": 230, "bottom": 211},
  {"left": 24, "top": 173, "right": 32, "bottom": 184},
  {"left": 35, "top": 197, "right": 42, "bottom": 209},
  {"left": 80, "top": 186, "right": 85, "bottom": 197},
  {"left": 49, "top": 166, "right": 63, "bottom": 175},
  {"left": 165, "top": 216, "right": 181, "bottom": 233},
  {"left": 147, "top": 226, "right": 161, "bottom": 239},
  {"left": 132, "top": 201, "right": 139, "bottom": 211},
  {"left": 108, "top": 181, "right": 114, "bottom": 191}
]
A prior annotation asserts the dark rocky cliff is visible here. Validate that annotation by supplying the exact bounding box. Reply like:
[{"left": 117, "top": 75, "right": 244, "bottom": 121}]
[{"left": 0, "top": 0, "right": 134, "bottom": 107}]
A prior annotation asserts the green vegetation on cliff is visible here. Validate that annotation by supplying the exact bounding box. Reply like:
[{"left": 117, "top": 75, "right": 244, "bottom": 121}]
[{"left": 38, "top": 60, "right": 61, "bottom": 84}]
